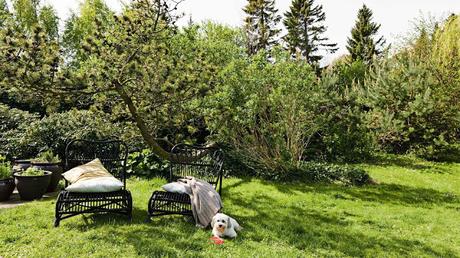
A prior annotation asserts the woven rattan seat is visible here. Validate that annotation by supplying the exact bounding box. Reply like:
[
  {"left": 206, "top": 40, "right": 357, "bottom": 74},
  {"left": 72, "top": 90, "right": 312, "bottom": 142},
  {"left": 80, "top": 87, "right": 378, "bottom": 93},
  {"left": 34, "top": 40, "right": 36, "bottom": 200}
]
[
  {"left": 147, "top": 144, "right": 223, "bottom": 221},
  {"left": 54, "top": 139, "right": 132, "bottom": 227}
]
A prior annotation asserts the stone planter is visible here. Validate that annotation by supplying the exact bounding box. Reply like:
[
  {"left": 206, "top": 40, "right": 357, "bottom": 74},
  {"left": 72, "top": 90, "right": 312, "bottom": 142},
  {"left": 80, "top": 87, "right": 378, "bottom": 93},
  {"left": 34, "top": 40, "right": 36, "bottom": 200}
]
[
  {"left": 31, "top": 162, "right": 63, "bottom": 192},
  {"left": 14, "top": 171, "right": 52, "bottom": 201},
  {"left": 0, "top": 178, "right": 15, "bottom": 201}
]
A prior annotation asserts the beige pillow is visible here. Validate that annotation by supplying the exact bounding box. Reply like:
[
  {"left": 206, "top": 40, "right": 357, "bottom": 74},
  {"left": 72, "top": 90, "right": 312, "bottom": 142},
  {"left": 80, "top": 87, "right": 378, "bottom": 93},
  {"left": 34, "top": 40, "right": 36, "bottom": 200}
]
[
  {"left": 63, "top": 158, "right": 112, "bottom": 184},
  {"left": 62, "top": 158, "right": 123, "bottom": 193}
]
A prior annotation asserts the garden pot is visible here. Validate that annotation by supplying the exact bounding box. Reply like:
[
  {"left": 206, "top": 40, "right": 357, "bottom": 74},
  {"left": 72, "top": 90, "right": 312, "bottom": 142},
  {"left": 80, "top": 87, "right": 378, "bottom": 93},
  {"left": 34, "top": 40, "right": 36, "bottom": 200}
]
[
  {"left": 31, "top": 162, "right": 63, "bottom": 192},
  {"left": 0, "top": 178, "right": 15, "bottom": 201},
  {"left": 13, "top": 160, "right": 32, "bottom": 172},
  {"left": 14, "top": 171, "right": 52, "bottom": 201}
]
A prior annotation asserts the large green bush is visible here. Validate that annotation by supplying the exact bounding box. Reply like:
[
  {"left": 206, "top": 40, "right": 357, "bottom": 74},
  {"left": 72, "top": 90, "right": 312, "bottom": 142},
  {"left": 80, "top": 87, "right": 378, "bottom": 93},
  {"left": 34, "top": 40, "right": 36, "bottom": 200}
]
[
  {"left": 306, "top": 68, "right": 375, "bottom": 162},
  {"left": 127, "top": 149, "right": 169, "bottom": 178},
  {"left": 204, "top": 49, "right": 328, "bottom": 177},
  {"left": 0, "top": 104, "right": 39, "bottom": 158},
  {"left": 362, "top": 16, "right": 460, "bottom": 159},
  {"left": 11, "top": 109, "right": 136, "bottom": 159}
]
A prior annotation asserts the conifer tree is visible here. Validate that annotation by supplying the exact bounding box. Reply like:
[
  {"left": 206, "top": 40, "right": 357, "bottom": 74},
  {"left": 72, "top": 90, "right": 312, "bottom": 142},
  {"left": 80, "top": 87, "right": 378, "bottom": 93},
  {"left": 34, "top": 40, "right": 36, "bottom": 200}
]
[
  {"left": 13, "top": 0, "right": 39, "bottom": 31},
  {"left": 0, "top": 0, "right": 10, "bottom": 27},
  {"left": 283, "top": 0, "right": 337, "bottom": 64},
  {"left": 243, "top": 0, "right": 281, "bottom": 55},
  {"left": 346, "top": 4, "right": 385, "bottom": 63}
]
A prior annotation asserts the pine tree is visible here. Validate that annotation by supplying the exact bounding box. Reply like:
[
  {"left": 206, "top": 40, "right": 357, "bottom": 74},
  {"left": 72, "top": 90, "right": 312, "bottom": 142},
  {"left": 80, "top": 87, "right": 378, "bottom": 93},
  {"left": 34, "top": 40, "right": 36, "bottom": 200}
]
[
  {"left": 38, "top": 5, "right": 59, "bottom": 40},
  {"left": 346, "top": 4, "right": 385, "bottom": 63},
  {"left": 243, "top": 0, "right": 281, "bottom": 55},
  {"left": 13, "top": 0, "right": 39, "bottom": 31},
  {"left": 0, "top": 0, "right": 10, "bottom": 27},
  {"left": 283, "top": 0, "right": 337, "bottom": 64}
]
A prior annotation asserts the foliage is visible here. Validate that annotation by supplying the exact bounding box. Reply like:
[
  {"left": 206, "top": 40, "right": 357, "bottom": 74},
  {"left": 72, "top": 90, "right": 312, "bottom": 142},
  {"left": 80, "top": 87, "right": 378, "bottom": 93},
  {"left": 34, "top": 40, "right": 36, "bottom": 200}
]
[
  {"left": 12, "top": 0, "right": 39, "bottom": 31},
  {"left": 243, "top": 0, "right": 281, "bottom": 55},
  {"left": 308, "top": 62, "right": 374, "bottom": 162},
  {"left": 346, "top": 4, "right": 385, "bottom": 64},
  {"left": 328, "top": 57, "right": 367, "bottom": 87},
  {"left": 283, "top": 162, "right": 371, "bottom": 185},
  {"left": 0, "top": 0, "right": 459, "bottom": 178},
  {"left": 34, "top": 149, "right": 60, "bottom": 163},
  {"left": 1, "top": 0, "right": 224, "bottom": 161},
  {"left": 0, "top": 0, "right": 60, "bottom": 113},
  {"left": 0, "top": 0, "right": 10, "bottom": 27},
  {"left": 362, "top": 16, "right": 460, "bottom": 159},
  {"left": 205, "top": 49, "right": 324, "bottom": 175},
  {"left": 0, "top": 159, "right": 12, "bottom": 179},
  {"left": 0, "top": 104, "right": 39, "bottom": 158},
  {"left": 127, "top": 149, "right": 170, "bottom": 178},
  {"left": 7, "top": 0, "right": 58, "bottom": 39},
  {"left": 37, "top": 5, "right": 59, "bottom": 40},
  {"left": 20, "top": 167, "right": 45, "bottom": 176},
  {"left": 0, "top": 12, "right": 61, "bottom": 107},
  {"left": 12, "top": 109, "right": 129, "bottom": 159},
  {"left": 62, "top": 0, "right": 115, "bottom": 65},
  {"left": 283, "top": 0, "right": 337, "bottom": 65}
]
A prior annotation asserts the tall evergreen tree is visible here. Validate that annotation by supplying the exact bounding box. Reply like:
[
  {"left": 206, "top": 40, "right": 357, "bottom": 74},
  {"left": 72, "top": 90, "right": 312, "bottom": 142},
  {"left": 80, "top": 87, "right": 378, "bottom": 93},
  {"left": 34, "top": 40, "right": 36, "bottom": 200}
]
[
  {"left": 38, "top": 5, "right": 59, "bottom": 40},
  {"left": 0, "top": 0, "right": 10, "bottom": 27},
  {"left": 243, "top": 0, "right": 281, "bottom": 55},
  {"left": 283, "top": 0, "right": 337, "bottom": 64},
  {"left": 346, "top": 4, "right": 385, "bottom": 63},
  {"left": 13, "top": 0, "right": 39, "bottom": 31}
]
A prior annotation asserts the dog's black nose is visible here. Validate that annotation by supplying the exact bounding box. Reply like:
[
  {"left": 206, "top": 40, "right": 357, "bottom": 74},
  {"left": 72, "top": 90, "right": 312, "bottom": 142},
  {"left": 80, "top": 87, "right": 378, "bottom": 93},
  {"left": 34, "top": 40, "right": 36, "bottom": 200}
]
[{"left": 218, "top": 225, "right": 223, "bottom": 228}]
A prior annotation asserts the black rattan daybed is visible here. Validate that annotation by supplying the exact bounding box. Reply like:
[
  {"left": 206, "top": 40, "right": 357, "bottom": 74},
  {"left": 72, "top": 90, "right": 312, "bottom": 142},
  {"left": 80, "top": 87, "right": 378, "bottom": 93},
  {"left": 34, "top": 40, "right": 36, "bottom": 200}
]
[
  {"left": 147, "top": 143, "right": 224, "bottom": 220},
  {"left": 54, "top": 139, "right": 132, "bottom": 227}
]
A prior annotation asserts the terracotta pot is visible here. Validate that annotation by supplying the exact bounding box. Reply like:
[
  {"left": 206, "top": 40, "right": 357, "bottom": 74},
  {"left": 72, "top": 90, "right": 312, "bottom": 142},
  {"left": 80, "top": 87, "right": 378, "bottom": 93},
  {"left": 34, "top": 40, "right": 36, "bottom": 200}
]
[
  {"left": 31, "top": 162, "right": 63, "bottom": 192},
  {"left": 13, "top": 160, "right": 32, "bottom": 172},
  {"left": 0, "top": 178, "right": 15, "bottom": 201},
  {"left": 14, "top": 171, "right": 52, "bottom": 201}
]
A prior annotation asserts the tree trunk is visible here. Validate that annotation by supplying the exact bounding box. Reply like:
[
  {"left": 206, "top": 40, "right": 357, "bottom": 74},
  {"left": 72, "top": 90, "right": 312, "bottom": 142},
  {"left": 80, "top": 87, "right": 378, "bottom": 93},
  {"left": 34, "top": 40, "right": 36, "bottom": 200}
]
[{"left": 113, "top": 80, "right": 214, "bottom": 162}]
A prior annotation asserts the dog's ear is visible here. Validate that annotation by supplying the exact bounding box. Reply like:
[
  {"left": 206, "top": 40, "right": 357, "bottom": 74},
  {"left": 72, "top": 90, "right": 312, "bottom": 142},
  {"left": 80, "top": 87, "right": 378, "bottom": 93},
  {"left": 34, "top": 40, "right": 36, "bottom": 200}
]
[
  {"left": 211, "top": 215, "right": 216, "bottom": 228},
  {"left": 227, "top": 215, "right": 233, "bottom": 229}
]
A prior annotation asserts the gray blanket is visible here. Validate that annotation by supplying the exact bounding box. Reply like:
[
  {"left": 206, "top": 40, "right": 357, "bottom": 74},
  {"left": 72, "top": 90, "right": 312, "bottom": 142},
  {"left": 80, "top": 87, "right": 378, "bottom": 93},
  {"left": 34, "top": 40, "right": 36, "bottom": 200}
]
[{"left": 178, "top": 176, "right": 222, "bottom": 228}]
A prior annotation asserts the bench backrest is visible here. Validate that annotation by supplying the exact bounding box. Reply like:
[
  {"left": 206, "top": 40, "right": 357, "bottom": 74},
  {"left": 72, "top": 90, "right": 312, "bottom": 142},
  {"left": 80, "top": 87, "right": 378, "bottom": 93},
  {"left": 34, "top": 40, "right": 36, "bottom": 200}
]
[
  {"left": 65, "top": 139, "right": 128, "bottom": 188},
  {"left": 169, "top": 144, "right": 224, "bottom": 195}
]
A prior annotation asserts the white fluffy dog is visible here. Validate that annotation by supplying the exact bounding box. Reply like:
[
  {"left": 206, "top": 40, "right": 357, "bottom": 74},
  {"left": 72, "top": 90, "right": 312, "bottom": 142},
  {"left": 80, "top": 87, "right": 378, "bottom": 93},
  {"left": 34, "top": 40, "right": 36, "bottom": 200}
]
[{"left": 211, "top": 213, "right": 242, "bottom": 238}]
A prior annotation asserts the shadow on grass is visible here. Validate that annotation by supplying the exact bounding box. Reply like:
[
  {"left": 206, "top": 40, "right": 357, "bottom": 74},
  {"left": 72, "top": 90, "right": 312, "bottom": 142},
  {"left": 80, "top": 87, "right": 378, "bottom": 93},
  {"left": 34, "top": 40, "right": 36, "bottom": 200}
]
[
  {"left": 226, "top": 193, "right": 458, "bottom": 257},
  {"left": 52, "top": 177, "right": 458, "bottom": 256},
  {"left": 63, "top": 207, "right": 209, "bottom": 257},
  {"left": 364, "top": 155, "right": 454, "bottom": 174},
  {"left": 259, "top": 180, "right": 458, "bottom": 206}
]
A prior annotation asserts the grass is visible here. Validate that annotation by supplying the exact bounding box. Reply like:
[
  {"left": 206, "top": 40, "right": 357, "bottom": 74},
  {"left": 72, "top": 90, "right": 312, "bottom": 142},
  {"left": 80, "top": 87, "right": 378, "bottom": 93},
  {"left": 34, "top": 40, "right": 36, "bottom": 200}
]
[{"left": 0, "top": 155, "right": 459, "bottom": 257}]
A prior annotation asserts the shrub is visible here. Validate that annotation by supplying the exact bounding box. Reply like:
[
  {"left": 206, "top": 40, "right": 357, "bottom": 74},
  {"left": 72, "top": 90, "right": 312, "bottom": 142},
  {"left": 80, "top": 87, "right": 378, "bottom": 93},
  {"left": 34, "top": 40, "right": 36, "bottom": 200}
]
[
  {"left": 289, "top": 162, "right": 371, "bottom": 186},
  {"left": 204, "top": 49, "right": 324, "bottom": 176},
  {"left": 0, "top": 104, "right": 39, "bottom": 158},
  {"left": 305, "top": 72, "right": 375, "bottom": 162},
  {"left": 21, "top": 167, "right": 46, "bottom": 176},
  {"left": 13, "top": 109, "right": 131, "bottom": 159},
  {"left": 34, "top": 150, "right": 61, "bottom": 163},
  {"left": 413, "top": 144, "right": 460, "bottom": 162},
  {"left": 0, "top": 160, "right": 12, "bottom": 180},
  {"left": 127, "top": 149, "right": 170, "bottom": 178},
  {"left": 361, "top": 15, "right": 460, "bottom": 160}
]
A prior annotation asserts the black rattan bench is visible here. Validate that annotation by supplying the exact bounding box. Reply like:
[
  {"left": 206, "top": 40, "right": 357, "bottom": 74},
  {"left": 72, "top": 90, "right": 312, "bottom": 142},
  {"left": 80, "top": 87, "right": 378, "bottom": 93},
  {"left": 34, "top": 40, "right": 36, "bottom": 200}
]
[
  {"left": 147, "top": 143, "right": 223, "bottom": 220},
  {"left": 54, "top": 139, "right": 132, "bottom": 227}
]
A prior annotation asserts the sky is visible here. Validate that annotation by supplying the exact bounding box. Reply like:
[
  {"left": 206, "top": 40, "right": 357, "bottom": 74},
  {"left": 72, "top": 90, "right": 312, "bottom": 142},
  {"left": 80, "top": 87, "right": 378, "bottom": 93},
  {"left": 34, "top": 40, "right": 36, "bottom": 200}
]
[{"left": 42, "top": 0, "right": 460, "bottom": 64}]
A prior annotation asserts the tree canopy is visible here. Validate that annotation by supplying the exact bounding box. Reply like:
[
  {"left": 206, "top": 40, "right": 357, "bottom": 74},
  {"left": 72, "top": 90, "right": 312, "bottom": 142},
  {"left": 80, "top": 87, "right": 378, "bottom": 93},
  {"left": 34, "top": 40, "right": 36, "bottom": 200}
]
[
  {"left": 346, "top": 4, "right": 385, "bottom": 64},
  {"left": 243, "top": 0, "right": 281, "bottom": 55},
  {"left": 283, "top": 0, "right": 337, "bottom": 64}
]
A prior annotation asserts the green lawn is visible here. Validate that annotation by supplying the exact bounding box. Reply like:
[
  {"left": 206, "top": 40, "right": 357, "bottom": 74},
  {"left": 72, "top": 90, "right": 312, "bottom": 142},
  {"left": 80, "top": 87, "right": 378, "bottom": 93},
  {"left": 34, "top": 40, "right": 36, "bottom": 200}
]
[{"left": 0, "top": 155, "right": 459, "bottom": 257}]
